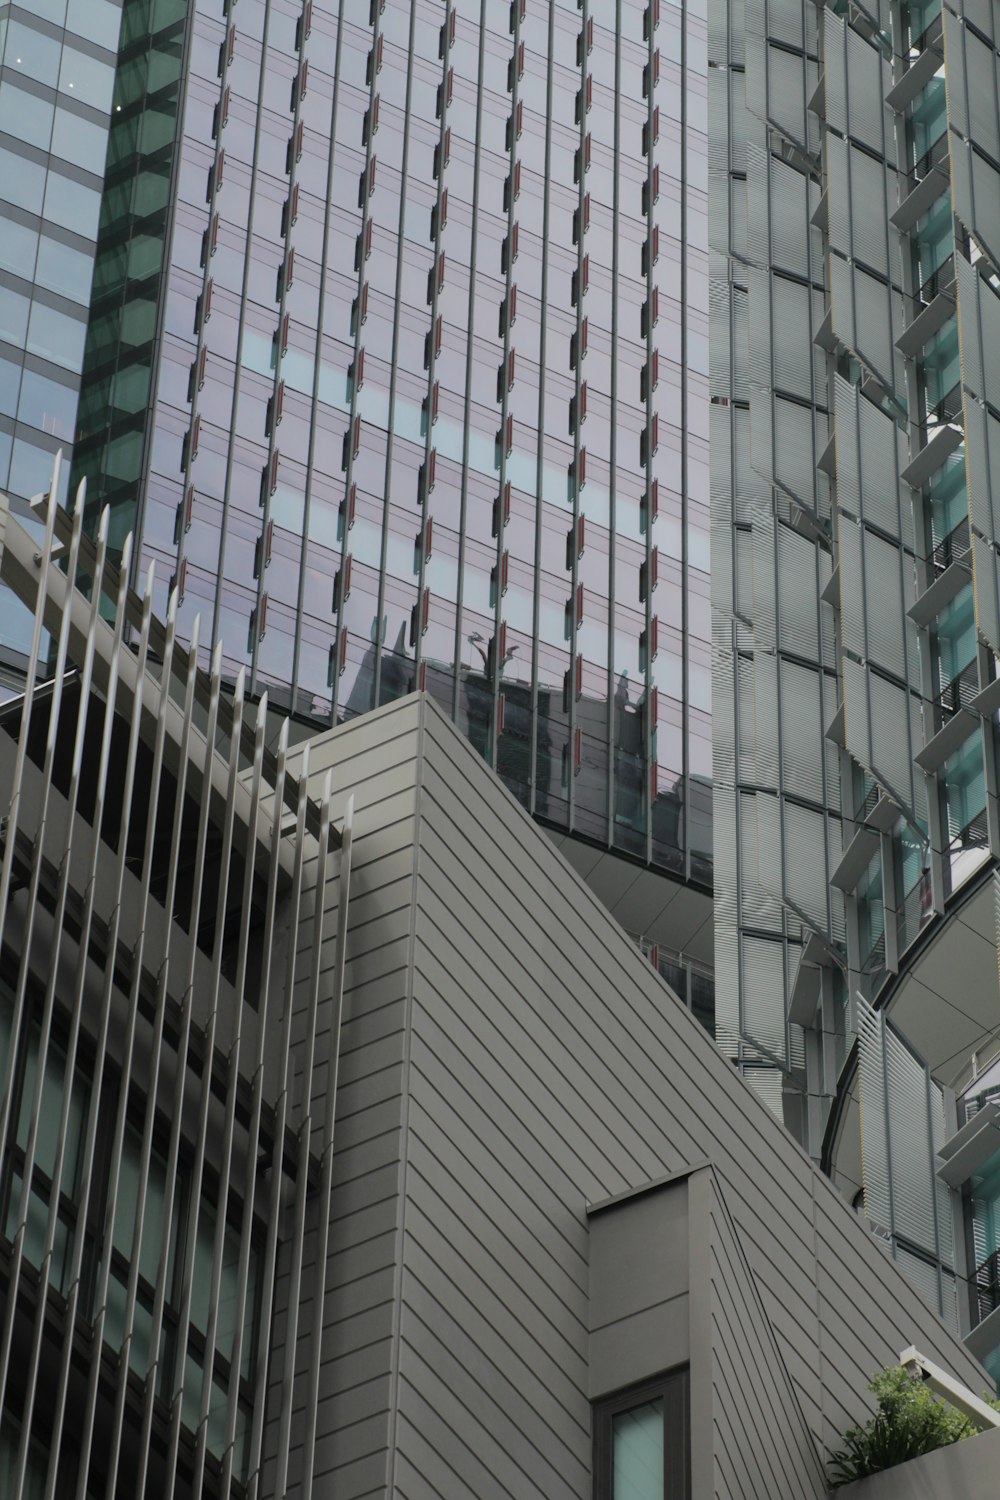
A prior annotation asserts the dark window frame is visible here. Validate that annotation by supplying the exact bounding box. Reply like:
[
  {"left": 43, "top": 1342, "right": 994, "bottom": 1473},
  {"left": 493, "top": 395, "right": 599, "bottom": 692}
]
[{"left": 592, "top": 1366, "right": 690, "bottom": 1500}]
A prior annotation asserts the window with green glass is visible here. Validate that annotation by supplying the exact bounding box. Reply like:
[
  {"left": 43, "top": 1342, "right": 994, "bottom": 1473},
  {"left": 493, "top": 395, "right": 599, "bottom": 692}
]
[
  {"left": 911, "top": 193, "right": 953, "bottom": 294},
  {"left": 925, "top": 447, "right": 968, "bottom": 549},
  {"left": 942, "top": 731, "right": 986, "bottom": 842},
  {"left": 934, "top": 583, "right": 976, "bottom": 696},
  {"left": 920, "top": 317, "right": 961, "bottom": 423},
  {"left": 593, "top": 1371, "right": 689, "bottom": 1500},
  {"left": 907, "top": 75, "right": 947, "bottom": 173}
]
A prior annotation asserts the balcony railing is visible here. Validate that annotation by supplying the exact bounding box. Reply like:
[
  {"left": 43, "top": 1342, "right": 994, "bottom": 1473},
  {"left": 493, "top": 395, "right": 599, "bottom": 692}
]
[
  {"left": 929, "top": 515, "right": 971, "bottom": 575},
  {"left": 932, "top": 657, "right": 980, "bottom": 728},
  {"left": 975, "top": 1247, "right": 1000, "bottom": 1326}
]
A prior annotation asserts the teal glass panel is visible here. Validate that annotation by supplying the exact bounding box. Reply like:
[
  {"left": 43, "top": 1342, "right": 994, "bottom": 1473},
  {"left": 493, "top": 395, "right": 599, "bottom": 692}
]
[
  {"left": 925, "top": 447, "right": 967, "bottom": 547},
  {"left": 912, "top": 194, "right": 953, "bottom": 290},
  {"left": 941, "top": 731, "right": 986, "bottom": 840},
  {"left": 16, "top": 1026, "right": 88, "bottom": 1194},
  {"left": 935, "top": 583, "right": 975, "bottom": 687},
  {"left": 920, "top": 317, "right": 960, "bottom": 418},
  {"left": 4, "top": 1170, "right": 71, "bottom": 1291},
  {"left": 612, "top": 1399, "right": 664, "bottom": 1500},
  {"left": 0, "top": 1417, "right": 48, "bottom": 1500},
  {"left": 857, "top": 851, "right": 885, "bottom": 966},
  {"left": 904, "top": 0, "right": 942, "bottom": 45},
  {"left": 111, "top": 1125, "right": 177, "bottom": 1287},
  {"left": 908, "top": 76, "right": 947, "bottom": 167}
]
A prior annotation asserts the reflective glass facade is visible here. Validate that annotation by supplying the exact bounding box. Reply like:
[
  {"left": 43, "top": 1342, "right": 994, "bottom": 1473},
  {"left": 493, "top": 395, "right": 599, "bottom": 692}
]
[
  {"left": 69, "top": 0, "right": 712, "bottom": 893},
  {"left": 709, "top": 0, "right": 1000, "bottom": 1370},
  {"left": 0, "top": 0, "right": 123, "bottom": 674}
]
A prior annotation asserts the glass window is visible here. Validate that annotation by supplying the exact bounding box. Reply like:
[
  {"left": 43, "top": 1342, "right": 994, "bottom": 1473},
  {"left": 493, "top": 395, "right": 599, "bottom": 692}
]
[
  {"left": 934, "top": 583, "right": 975, "bottom": 692},
  {"left": 0, "top": 354, "right": 21, "bottom": 417},
  {"left": 65, "top": 0, "right": 122, "bottom": 51},
  {"left": 613, "top": 1400, "right": 664, "bottom": 1499},
  {"left": 2, "top": 20, "right": 62, "bottom": 87},
  {"left": 925, "top": 446, "right": 967, "bottom": 548},
  {"left": 908, "top": 75, "right": 947, "bottom": 172},
  {"left": 593, "top": 1372, "right": 689, "bottom": 1500},
  {"left": 18, "top": 368, "right": 78, "bottom": 442},
  {"left": 0, "top": 148, "right": 45, "bottom": 215},
  {"left": 920, "top": 317, "right": 960, "bottom": 423},
  {"left": 35, "top": 235, "right": 94, "bottom": 303},
  {"left": 9, "top": 436, "right": 61, "bottom": 499},
  {"left": 26, "top": 302, "right": 86, "bottom": 370},
  {"left": 42, "top": 170, "right": 101, "bottom": 239},
  {"left": 912, "top": 194, "right": 953, "bottom": 295},
  {"left": 0, "top": 216, "right": 38, "bottom": 280},
  {"left": 58, "top": 47, "right": 115, "bottom": 112},
  {"left": 0, "top": 286, "right": 30, "bottom": 347},
  {"left": 0, "top": 85, "right": 53, "bottom": 148},
  {"left": 51, "top": 108, "right": 108, "bottom": 174}
]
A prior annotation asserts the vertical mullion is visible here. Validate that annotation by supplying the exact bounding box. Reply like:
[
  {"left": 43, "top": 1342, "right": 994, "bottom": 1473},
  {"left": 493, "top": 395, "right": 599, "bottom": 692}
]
[
  {"left": 452, "top": 1, "right": 489, "bottom": 725},
  {"left": 56, "top": 563, "right": 157, "bottom": 1500},
  {"left": 104, "top": 609, "right": 204, "bottom": 1500},
  {"left": 607, "top": 3, "right": 621, "bottom": 843},
  {"left": 214, "top": 0, "right": 275, "bottom": 652},
  {"left": 189, "top": 692, "right": 269, "bottom": 1494},
  {"left": 0, "top": 495, "right": 85, "bottom": 1435},
  {"left": 0, "top": 452, "right": 62, "bottom": 991},
  {"left": 133, "top": 641, "right": 227, "bottom": 1498},
  {"left": 41, "top": 528, "right": 137, "bottom": 1500},
  {"left": 85, "top": 588, "right": 180, "bottom": 1500},
  {"left": 274, "top": 767, "right": 333, "bottom": 1495},
  {"left": 245, "top": 745, "right": 311, "bottom": 1500},
  {"left": 301, "top": 793, "right": 353, "bottom": 1490},
  {"left": 7, "top": 499, "right": 107, "bottom": 1497},
  {"left": 219, "top": 717, "right": 290, "bottom": 1497},
  {"left": 251, "top": 0, "right": 312, "bottom": 700},
  {"left": 295, "top": 0, "right": 345, "bottom": 715},
  {"left": 161, "top": 670, "right": 247, "bottom": 1500},
  {"left": 0, "top": 477, "right": 79, "bottom": 1182}
]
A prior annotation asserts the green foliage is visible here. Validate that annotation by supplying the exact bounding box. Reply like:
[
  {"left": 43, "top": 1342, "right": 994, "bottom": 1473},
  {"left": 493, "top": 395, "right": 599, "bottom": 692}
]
[{"left": 828, "top": 1366, "right": 1000, "bottom": 1488}]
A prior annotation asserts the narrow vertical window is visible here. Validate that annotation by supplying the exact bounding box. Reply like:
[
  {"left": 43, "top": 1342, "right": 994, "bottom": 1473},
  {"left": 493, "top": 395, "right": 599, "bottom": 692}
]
[{"left": 593, "top": 1370, "right": 688, "bottom": 1500}]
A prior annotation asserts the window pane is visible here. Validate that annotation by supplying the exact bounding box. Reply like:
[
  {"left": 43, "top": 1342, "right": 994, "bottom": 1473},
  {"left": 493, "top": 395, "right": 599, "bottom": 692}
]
[
  {"left": 35, "top": 236, "right": 94, "bottom": 304},
  {"left": 612, "top": 1399, "right": 663, "bottom": 1500},
  {"left": 0, "top": 148, "right": 45, "bottom": 215},
  {"left": 0, "top": 216, "right": 38, "bottom": 279},
  {"left": 18, "top": 369, "right": 78, "bottom": 442},
  {"left": 42, "top": 171, "right": 101, "bottom": 238},
  {"left": 26, "top": 302, "right": 86, "bottom": 370},
  {"left": 0, "top": 85, "right": 53, "bottom": 148}
]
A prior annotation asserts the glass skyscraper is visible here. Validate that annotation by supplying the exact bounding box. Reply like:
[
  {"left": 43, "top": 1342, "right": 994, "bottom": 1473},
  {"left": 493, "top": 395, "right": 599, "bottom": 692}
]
[
  {"left": 1, "top": 0, "right": 714, "bottom": 989},
  {"left": 710, "top": 0, "right": 1000, "bottom": 1370}
]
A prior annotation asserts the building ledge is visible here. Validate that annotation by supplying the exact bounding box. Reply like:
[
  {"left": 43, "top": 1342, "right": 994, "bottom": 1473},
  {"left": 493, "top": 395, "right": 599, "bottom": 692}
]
[{"left": 937, "top": 1101, "right": 1000, "bottom": 1188}]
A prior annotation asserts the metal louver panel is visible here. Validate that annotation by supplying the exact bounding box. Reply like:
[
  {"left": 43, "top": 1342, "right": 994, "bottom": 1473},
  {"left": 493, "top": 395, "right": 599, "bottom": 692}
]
[
  {"left": 779, "top": 659, "right": 828, "bottom": 804},
  {"left": 753, "top": 649, "right": 780, "bottom": 789},
  {"left": 950, "top": 138, "right": 1000, "bottom": 271},
  {"left": 782, "top": 796, "right": 837, "bottom": 937},
  {"left": 740, "top": 789, "right": 786, "bottom": 930},
  {"left": 956, "top": 251, "right": 1000, "bottom": 413},
  {"left": 778, "top": 520, "right": 823, "bottom": 661},
  {"left": 741, "top": 930, "right": 790, "bottom": 1066},
  {"left": 829, "top": 253, "right": 903, "bottom": 396},
  {"left": 737, "top": 652, "right": 757, "bottom": 784},
  {"left": 857, "top": 996, "right": 957, "bottom": 1325},
  {"left": 842, "top": 656, "right": 922, "bottom": 822},
  {"left": 972, "top": 532, "right": 1000, "bottom": 656},
  {"left": 751, "top": 389, "right": 821, "bottom": 513},
  {"left": 964, "top": 401, "right": 998, "bottom": 543}
]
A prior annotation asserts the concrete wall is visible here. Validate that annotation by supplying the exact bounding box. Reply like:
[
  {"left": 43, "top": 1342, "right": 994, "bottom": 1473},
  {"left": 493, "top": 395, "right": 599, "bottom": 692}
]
[{"left": 836, "top": 1426, "right": 1000, "bottom": 1500}]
